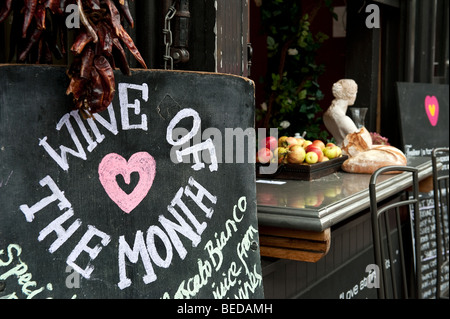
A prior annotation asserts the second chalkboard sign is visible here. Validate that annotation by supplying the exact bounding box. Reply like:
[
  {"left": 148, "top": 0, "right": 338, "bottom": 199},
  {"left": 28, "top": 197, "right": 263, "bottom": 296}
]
[
  {"left": 397, "top": 82, "right": 449, "bottom": 298},
  {"left": 0, "top": 65, "right": 264, "bottom": 299},
  {"left": 396, "top": 82, "right": 449, "bottom": 155}
]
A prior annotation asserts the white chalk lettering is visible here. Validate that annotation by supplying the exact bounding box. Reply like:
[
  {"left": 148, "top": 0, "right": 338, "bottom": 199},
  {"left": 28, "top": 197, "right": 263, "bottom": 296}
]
[
  {"left": 166, "top": 108, "right": 201, "bottom": 146},
  {"left": 70, "top": 110, "right": 98, "bottom": 152},
  {"left": 176, "top": 139, "right": 218, "bottom": 172},
  {"left": 146, "top": 226, "right": 173, "bottom": 268},
  {"left": 166, "top": 108, "right": 218, "bottom": 171},
  {"left": 67, "top": 225, "right": 111, "bottom": 279},
  {"left": 161, "top": 206, "right": 202, "bottom": 259},
  {"left": 37, "top": 208, "right": 82, "bottom": 253},
  {"left": 39, "top": 113, "right": 87, "bottom": 171},
  {"left": 117, "top": 177, "right": 216, "bottom": 290},
  {"left": 185, "top": 176, "right": 218, "bottom": 220},
  {"left": 19, "top": 175, "right": 71, "bottom": 223},
  {"left": 119, "top": 83, "right": 149, "bottom": 131},
  {"left": 118, "top": 231, "right": 156, "bottom": 290},
  {"left": 169, "top": 188, "right": 207, "bottom": 236},
  {"left": 163, "top": 196, "right": 262, "bottom": 299},
  {"left": 13, "top": 89, "right": 264, "bottom": 298},
  {"left": 18, "top": 177, "right": 112, "bottom": 281},
  {"left": 37, "top": 83, "right": 143, "bottom": 171},
  {"left": 86, "top": 104, "right": 119, "bottom": 140}
]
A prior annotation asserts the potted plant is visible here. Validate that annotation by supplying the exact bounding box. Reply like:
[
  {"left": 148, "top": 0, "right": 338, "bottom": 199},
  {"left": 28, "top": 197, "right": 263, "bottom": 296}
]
[{"left": 255, "top": 0, "right": 336, "bottom": 141}]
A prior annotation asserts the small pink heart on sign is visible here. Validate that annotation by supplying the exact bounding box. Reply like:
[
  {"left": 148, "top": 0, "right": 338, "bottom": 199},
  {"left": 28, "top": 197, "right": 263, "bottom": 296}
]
[
  {"left": 98, "top": 152, "right": 156, "bottom": 214},
  {"left": 425, "top": 95, "right": 439, "bottom": 127}
]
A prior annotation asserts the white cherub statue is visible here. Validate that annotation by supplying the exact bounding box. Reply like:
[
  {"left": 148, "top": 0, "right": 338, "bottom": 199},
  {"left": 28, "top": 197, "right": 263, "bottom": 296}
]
[{"left": 323, "top": 79, "right": 359, "bottom": 146}]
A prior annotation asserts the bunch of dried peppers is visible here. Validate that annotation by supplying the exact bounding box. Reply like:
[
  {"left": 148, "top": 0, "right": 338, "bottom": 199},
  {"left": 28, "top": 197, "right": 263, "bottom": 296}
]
[{"left": 0, "top": 0, "right": 147, "bottom": 116}]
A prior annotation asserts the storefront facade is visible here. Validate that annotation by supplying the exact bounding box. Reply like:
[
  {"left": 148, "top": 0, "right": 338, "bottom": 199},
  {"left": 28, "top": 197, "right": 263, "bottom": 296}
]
[{"left": 1, "top": 0, "right": 448, "bottom": 300}]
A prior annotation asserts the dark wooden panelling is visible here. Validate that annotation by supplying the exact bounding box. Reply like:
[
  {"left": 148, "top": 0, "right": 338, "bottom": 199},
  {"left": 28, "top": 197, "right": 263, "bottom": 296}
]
[
  {"left": 216, "top": 0, "right": 250, "bottom": 76},
  {"left": 262, "top": 210, "right": 374, "bottom": 299}
]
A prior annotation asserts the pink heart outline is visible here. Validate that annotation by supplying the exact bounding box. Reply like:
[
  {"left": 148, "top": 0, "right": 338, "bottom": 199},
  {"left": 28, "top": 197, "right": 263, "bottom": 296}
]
[
  {"left": 425, "top": 95, "right": 439, "bottom": 127},
  {"left": 98, "top": 152, "right": 156, "bottom": 214}
]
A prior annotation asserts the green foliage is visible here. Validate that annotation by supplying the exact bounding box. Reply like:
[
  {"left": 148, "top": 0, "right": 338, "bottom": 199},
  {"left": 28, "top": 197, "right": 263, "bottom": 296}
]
[{"left": 257, "top": 0, "right": 335, "bottom": 141}]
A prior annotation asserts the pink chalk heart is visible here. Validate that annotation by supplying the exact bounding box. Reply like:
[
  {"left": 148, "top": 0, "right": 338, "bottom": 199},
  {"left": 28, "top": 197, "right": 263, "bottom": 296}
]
[
  {"left": 98, "top": 152, "right": 156, "bottom": 214},
  {"left": 425, "top": 96, "right": 439, "bottom": 126}
]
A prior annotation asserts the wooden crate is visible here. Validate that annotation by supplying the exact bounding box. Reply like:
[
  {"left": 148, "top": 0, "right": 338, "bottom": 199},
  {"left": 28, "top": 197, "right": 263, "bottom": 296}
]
[{"left": 256, "top": 155, "right": 348, "bottom": 181}]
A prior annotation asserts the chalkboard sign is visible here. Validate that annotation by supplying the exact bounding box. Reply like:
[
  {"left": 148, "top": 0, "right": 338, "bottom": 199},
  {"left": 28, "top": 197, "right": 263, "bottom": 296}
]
[
  {"left": 0, "top": 65, "right": 264, "bottom": 299},
  {"left": 397, "top": 82, "right": 449, "bottom": 298},
  {"left": 413, "top": 196, "right": 449, "bottom": 299},
  {"left": 396, "top": 82, "right": 449, "bottom": 156}
]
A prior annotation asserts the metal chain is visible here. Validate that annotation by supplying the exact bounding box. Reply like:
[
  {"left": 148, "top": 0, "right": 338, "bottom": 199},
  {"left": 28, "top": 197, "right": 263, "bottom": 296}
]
[{"left": 163, "top": 4, "right": 177, "bottom": 70}]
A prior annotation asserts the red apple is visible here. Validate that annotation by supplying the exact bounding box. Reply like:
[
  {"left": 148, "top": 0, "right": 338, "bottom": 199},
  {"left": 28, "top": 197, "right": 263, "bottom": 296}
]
[
  {"left": 295, "top": 137, "right": 305, "bottom": 147},
  {"left": 260, "top": 136, "right": 278, "bottom": 151},
  {"left": 257, "top": 147, "right": 273, "bottom": 163},
  {"left": 312, "top": 140, "right": 326, "bottom": 151},
  {"left": 305, "top": 151, "right": 319, "bottom": 164},
  {"left": 304, "top": 145, "right": 324, "bottom": 162},
  {"left": 287, "top": 145, "right": 306, "bottom": 164},
  {"left": 285, "top": 137, "right": 299, "bottom": 148}
]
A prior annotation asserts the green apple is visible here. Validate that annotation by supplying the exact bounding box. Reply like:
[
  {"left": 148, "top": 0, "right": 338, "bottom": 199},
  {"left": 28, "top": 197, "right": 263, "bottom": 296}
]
[
  {"left": 305, "top": 151, "right": 319, "bottom": 164},
  {"left": 323, "top": 146, "right": 339, "bottom": 159},
  {"left": 274, "top": 147, "right": 288, "bottom": 163},
  {"left": 278, "top": 136, "right": 289, "bottom": 147}
]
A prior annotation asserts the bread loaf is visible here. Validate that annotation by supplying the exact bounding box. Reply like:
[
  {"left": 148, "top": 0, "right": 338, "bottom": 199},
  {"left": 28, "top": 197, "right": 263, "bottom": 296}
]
[
  {"left": 342, "top": 145, "right": 407, "bottom": 174},
  {"left": 341, "top": 127, "right": 373, "bottom": 157}
]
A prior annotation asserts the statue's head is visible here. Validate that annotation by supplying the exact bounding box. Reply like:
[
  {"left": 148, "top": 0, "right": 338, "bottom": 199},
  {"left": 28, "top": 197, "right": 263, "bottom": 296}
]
[{"left": 332, "top": 79, "right": 358, "bottom": 105}]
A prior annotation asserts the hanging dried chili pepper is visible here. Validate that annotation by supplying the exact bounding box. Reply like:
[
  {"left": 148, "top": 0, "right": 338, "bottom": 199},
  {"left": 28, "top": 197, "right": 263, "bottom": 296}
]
[{"left": 0, "top": 0, "right": 147, "bottom": 117}]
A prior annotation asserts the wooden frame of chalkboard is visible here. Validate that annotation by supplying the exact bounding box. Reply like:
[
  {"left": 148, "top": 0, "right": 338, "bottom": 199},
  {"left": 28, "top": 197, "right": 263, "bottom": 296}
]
[{"left": 0, "top": 65, "right": 264, "bottom": 299}]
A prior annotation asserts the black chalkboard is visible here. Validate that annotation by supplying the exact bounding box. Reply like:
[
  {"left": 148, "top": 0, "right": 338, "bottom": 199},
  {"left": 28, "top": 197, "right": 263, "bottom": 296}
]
[
  {"left": 0, "top": 65, "right": 263, "bottom": 299},
  {"left": 397, "top": 82, "right": 449, "bottom": 298},
  {"left": 396, "top": 82, "right": 449, "bottom": 155},
  {"left": 414, "top": 196, "right": 449, "bottom": 298}
]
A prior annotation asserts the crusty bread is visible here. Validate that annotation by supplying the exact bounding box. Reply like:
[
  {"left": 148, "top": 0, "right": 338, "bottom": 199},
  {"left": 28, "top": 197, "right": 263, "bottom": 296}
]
[
  {"left": 342, "top": 145, "right": 407, "bottom": 174},
  {"left": 341, "top": 127, "right": 373, "bottom": 157}
]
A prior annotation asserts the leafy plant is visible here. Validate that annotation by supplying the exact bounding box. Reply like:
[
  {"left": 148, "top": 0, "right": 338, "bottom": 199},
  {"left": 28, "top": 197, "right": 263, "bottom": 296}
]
[{"left": 256, "top": 0, "right": 335, "bottom": 141}]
